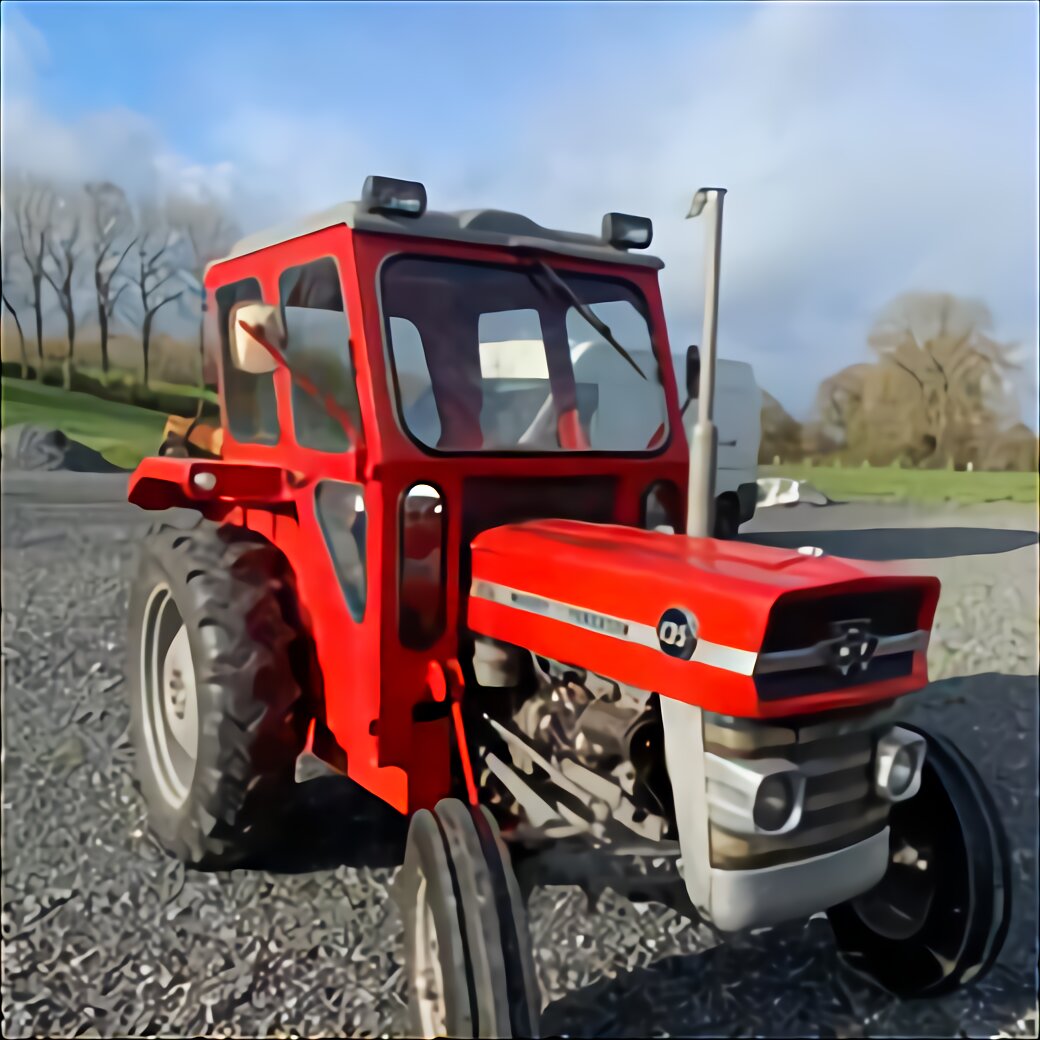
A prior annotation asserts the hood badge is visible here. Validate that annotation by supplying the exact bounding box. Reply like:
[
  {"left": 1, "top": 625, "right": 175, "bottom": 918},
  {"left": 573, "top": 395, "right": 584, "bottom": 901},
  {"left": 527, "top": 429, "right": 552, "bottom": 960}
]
[
  {"left": 826, "top": 619, "right": 879, "bottom": 676},
  {"left": 657, "top": 607, "right": 698, "bottom": 660}
]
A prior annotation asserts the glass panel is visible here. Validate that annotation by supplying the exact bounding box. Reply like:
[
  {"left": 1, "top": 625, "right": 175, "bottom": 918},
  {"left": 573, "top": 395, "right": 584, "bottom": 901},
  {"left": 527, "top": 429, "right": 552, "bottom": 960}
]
[
  {"left": 315, "top": 481, "right": 366, "bottom": 621},
  {"left": 566, "top": 299, "right": 666, "bottom": 451},
  {"left": 381, "top": 256, "right": 668, "bottom": 453},
  {"left": 217, "top": 278, "right": 278, "bottom": 444},
  {"left": 392, "top": 316, "right": 441, "bottom": 447},
  {"left": 399, "top": 483, "right": 445, "bottom": 649},
  {"left": 280, "top": 258, "right": 360, "bottom": 453}
]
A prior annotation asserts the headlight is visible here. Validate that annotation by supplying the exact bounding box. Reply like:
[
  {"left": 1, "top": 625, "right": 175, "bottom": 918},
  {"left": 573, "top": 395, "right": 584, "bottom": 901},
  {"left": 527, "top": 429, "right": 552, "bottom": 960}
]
[
  {"left": 875, "top": 727, "right": 927, "bottom": 802},
  {"left": 705, "top": 753, "right": 806, "bottom": 835},
  {"left": 753, "top": 773, "right": 800, "bottom": 832}
]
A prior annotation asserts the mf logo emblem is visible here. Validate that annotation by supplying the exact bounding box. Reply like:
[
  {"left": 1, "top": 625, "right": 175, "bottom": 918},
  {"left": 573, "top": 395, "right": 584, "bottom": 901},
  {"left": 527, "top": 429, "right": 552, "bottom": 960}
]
[
  {"left": 826, "top": 619, "right": 879, "bottom": 676},
  {"left": 657, "top": 607, "right": 698, "bottom": 660}
]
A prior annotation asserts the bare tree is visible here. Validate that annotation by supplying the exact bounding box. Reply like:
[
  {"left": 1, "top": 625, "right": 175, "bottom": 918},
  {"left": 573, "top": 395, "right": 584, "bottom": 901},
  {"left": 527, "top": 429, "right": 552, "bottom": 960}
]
[
  {"left": 867, "top": 292, "right": 1020, "bottom": 467},
  {"left": 85, "top": 182, "right": 136, "bottom": 377},
  {"left": 42, "top": 194, "right": 84, "bottom": 390},
  {"left": 129, "top": 205, "right": 183, "bottom": 387},
  {"left": 165, "top": 193, "right": 239, "bottom": 386},
  {"left": 9, "top": 176, "right": 56, "bottom": 376},
  {"left": 1, "top": 208, "right": 31, "bottom": 377}
]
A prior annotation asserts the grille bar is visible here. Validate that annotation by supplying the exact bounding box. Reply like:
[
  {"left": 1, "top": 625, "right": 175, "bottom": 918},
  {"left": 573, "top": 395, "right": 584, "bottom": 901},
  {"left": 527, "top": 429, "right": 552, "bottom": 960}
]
[
  {"left": 755, "top": 629, "right": 928, "bottom": 675},
  {"left": 705, "top": 705, "right": 893, "bottom": 871}
]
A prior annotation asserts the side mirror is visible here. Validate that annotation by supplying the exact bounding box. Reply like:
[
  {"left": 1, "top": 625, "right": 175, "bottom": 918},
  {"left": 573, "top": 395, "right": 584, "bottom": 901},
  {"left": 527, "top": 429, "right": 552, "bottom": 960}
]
[
  {"left": 685, "top": 344, "right": 701, "bottom": 400},
  {"left": 231, "top": 302, "right": 284, "bottom": 374}
]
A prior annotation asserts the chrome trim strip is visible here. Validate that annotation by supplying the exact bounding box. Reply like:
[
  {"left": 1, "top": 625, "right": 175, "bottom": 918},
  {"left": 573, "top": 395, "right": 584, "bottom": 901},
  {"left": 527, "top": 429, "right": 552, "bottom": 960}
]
[
  {"left": 754, "top": 629, "right": 929, "bottom": 675},
  {"left": 470, "top": 579, "right": 757, "bottom": 675}
]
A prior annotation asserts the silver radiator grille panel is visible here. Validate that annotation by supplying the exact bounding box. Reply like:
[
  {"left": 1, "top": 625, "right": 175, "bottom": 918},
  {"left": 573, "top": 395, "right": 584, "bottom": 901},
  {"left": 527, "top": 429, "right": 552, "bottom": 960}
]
[{"left": 703, "top": 703, "right": 895, "bottom": 870}]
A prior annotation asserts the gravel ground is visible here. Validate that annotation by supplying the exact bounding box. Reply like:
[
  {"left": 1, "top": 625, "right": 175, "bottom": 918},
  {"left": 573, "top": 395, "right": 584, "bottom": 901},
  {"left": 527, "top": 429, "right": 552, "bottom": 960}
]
[{"left": 2, "top": 489, "right": 1037, "bottom": 1038}]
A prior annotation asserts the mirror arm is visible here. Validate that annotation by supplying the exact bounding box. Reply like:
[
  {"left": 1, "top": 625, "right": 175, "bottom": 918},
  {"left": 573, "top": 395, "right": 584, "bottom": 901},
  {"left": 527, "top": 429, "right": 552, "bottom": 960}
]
[{"left": 237, "top": 319, "right": 361, "bottom": 449}]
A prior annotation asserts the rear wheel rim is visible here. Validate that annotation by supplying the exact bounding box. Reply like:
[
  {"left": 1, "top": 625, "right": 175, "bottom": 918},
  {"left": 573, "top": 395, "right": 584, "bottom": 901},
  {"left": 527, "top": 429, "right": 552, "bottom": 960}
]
[
  {"left": 412, "top": 874, "right": 448, "bottom": 1038},
  {"left": 140, "top": 584, "right": 199, "bottom": 807}
]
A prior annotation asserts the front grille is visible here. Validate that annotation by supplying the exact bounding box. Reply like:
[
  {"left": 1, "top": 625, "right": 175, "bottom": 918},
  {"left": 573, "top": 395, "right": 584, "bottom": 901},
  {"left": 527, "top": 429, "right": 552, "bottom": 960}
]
[
  {"left": 755, "top": 651, "right": 915, "bottom": 700},
  {"left": 703, "top": 702, "right": 894, "bottom": 870},
  {"left": 754, "top": 588, "right": 926, "bottom": 701},
  {"left": 760, "top": 589, "right": 923, "bottom": 651}
]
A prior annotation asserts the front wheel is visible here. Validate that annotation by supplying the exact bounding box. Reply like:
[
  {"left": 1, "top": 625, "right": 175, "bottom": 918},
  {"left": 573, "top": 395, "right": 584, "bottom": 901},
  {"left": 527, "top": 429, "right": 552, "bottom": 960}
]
[
  {"left": 396, "top": 799, "right": 541, "bottom": 1038},
  {"left": 827, "top": 726, "right": 1011, "bottom": 998}
]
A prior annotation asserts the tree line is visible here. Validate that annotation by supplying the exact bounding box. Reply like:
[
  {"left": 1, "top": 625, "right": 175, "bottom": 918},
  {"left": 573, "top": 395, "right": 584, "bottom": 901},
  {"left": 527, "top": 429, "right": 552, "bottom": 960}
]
[
  {"left": 760, "top": 291, "right": 1037, "bottom": 472},
  {"left": 1, "top": 173, "right": 239, "bottom": 389},
  {"left": 2, "top": 173, "right": 1034, "bottom": 471}
]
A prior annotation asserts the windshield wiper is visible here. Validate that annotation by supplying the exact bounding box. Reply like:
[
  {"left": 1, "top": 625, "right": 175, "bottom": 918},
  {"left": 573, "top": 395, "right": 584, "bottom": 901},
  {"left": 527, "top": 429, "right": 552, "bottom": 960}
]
[{"left": 533, "top": 260, "right": 647, "bottom": 381}]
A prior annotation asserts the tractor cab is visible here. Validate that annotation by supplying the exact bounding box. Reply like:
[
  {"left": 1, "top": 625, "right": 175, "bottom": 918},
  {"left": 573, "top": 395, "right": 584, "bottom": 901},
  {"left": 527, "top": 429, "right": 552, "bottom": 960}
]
[{"left": 129, "top": 176, "right": 690, "bottom": 811}]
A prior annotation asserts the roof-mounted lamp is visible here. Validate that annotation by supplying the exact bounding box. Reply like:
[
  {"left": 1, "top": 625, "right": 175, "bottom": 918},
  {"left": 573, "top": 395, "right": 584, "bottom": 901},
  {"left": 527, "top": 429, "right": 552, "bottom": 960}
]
[
  {"left": 362, "top": 175, "right": 428, "bottom": 217},
  {"left": 602, "top": 212, "right": 653, "bottom": 250}
]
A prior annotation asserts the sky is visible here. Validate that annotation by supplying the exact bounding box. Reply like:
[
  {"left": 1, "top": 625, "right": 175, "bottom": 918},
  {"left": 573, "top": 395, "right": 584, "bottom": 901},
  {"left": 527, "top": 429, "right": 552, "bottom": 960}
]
[{"left": 2, "top": 1, "right": 1038, "bottom": 425}]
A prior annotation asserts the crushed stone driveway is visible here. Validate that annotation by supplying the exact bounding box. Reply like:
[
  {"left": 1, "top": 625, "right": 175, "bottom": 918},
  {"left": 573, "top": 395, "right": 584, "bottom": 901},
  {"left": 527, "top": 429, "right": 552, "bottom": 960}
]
[{"left": 2, "top": 485, "right": 1037, "bottom": 1038}]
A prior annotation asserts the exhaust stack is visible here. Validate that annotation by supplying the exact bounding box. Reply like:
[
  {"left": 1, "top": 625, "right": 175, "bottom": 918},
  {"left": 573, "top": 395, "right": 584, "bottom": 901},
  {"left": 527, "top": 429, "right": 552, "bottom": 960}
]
[{"left": 685, "top": 187, "right": 727, "bottom": 538}]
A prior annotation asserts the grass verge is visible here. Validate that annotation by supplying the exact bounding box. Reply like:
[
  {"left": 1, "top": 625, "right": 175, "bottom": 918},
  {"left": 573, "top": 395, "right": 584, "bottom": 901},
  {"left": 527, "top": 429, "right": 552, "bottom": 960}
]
[
  {"left": 2, "top": 378, "right": 165, "bottom": 470},
  {"left": 761, "top": 463, "right": 1038, "bottom": 504}
]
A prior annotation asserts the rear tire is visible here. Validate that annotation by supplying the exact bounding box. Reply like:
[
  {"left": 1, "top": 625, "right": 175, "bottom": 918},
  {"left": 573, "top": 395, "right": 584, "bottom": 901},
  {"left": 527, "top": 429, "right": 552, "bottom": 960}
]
[
  {"left": 396, "top": 799, "right": 541, "bottom": 1038},
  {"left": 127, "top": 517, "right": 307, "bottom": 868},
  {"left": 827, "top": 726, "right": 1011, "bottom": 998}
]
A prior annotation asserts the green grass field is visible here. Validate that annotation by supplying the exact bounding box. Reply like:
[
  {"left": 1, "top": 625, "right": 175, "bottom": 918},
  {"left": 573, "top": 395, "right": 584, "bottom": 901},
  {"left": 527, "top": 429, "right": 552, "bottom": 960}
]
[
  {"left": 2, "top": 379, "right": 166, "bottom": 470},
  {"left": 2, "top": 377, "right": 1037, "bottom": 502},
  {"left": 760, "top": 463, "right": 1038, "bottom": 505}
]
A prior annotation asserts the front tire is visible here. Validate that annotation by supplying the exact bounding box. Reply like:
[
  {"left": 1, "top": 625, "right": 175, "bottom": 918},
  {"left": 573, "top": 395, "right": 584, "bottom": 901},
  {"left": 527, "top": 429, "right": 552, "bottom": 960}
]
[
  {"left": 127, "top": 518, "right": 307, "bottom": 868},
  {"left": 827, "top": 726, "right": 1011, "bottom": 998},
  {"left": 396, "top": 799, "right": 541, "bottom": 1038}
]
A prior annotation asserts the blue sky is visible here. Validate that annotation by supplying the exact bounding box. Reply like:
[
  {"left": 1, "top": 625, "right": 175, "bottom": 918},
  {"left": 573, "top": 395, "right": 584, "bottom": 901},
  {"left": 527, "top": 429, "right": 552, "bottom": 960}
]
[{"left": 2, "top": 1, "right": 1038, "bottom": 424}]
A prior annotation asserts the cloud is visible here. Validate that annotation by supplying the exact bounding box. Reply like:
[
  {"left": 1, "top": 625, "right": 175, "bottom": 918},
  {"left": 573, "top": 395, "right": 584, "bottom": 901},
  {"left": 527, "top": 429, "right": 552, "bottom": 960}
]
[
  {"left": 2, "top": 3, "right": 1036, "bottom": 424},
  {"left": 455, "top": 3, "right": 1038, "bottom": 421}
]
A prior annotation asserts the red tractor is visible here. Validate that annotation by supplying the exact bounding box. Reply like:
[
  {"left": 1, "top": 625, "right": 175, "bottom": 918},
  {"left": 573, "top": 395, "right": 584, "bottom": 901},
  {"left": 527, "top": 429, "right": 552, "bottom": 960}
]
[{"left": 126, "top": 177, "right": 1010, "bottom": 1037}]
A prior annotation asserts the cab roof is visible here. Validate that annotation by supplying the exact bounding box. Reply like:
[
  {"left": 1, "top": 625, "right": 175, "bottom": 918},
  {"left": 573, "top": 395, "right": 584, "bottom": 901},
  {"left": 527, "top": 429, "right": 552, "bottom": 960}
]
[{"left": 219, "top": 200, "right": 665, "bottom": 271}]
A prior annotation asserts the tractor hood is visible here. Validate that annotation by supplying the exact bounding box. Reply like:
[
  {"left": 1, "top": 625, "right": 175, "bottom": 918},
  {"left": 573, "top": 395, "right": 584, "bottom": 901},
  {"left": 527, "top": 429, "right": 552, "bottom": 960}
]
[{"left": 468, "top": 519, "right": 939, "bottom": 719}]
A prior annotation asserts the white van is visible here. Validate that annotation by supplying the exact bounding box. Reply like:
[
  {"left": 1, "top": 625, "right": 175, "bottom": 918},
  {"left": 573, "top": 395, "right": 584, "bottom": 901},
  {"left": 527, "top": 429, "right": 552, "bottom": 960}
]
[
  {"left": 567, "top": 340, "right": 762, "bottom": 537},
  {"left": 694, "top": 358, "right": 761, "bottom": 537}
]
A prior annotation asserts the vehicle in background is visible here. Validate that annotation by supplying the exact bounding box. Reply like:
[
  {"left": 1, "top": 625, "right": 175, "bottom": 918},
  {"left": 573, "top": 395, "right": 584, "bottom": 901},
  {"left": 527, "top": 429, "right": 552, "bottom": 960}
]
[
  {"left": 686, "top": 355, "right": 759, "bottom": 537},
  {"left": 569, "top": 342, "right": 761, "bottom": 537}
]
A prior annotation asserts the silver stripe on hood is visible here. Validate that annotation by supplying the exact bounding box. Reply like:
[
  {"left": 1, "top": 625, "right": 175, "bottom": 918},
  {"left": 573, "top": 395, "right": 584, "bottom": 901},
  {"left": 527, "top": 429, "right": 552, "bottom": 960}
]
[{"left": 470, "top": 579, "right": 757, "bottom": 676}]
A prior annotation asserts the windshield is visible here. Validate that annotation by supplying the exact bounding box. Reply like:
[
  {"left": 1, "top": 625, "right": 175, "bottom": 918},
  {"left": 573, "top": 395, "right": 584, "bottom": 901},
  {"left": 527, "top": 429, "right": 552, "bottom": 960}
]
[{"left": 381, "top": 256, "right": 669, "bottom": 453}]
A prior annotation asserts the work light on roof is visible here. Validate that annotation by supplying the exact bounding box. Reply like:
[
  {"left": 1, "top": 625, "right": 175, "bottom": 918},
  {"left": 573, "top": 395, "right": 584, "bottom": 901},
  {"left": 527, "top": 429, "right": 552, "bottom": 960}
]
[
  {"left": 362, "top": 175, "right": 427, "bottom": 217},
  {"left": 602, "top": 212, "right": 653, "bottom": 250}
]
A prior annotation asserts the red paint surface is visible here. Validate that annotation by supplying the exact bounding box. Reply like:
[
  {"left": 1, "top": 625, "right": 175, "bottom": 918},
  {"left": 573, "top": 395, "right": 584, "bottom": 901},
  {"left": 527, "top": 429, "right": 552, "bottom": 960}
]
[{"left": 128, "top": 219, "right": 940, "bottom": 818}]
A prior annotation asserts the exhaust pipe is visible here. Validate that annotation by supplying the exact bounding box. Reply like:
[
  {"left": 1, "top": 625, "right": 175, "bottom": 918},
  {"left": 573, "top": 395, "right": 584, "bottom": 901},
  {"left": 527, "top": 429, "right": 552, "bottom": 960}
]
[{"left": 685, "top": 187, "right": 727, "bottom": 538}]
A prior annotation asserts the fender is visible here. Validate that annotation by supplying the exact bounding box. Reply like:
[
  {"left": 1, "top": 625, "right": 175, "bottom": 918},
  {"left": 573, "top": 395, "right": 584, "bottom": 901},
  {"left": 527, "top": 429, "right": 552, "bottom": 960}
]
[{"left": 128, "top": 456, "right": 300, "bottom": 517}]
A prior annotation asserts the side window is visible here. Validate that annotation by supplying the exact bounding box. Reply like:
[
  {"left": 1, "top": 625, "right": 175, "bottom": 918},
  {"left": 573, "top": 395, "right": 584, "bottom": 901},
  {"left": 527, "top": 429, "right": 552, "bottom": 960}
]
[
  {"left": 399, "top": 483, "right": 446, "bottom": 648},
  {"left": 280, "top": 258, "right": 359, "bottom": 453},
  {"left": 315, "top": 481, "right": 366, "bottom": 621},
  {"left": 217, "top": 277, "right": 278, "bottom": 444}
]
